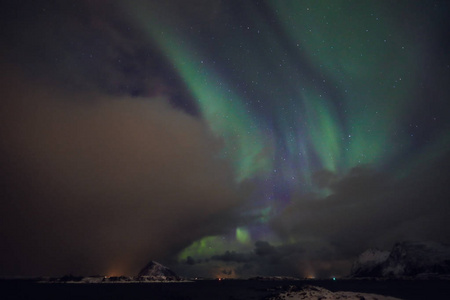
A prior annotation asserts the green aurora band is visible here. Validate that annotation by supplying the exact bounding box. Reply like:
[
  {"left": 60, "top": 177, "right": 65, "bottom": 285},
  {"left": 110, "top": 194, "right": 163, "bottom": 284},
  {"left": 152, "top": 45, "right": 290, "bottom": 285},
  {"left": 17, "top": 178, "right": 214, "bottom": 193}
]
[
  {"left": 132, "top": 4, "right": 274, "bottom": 183},
  {"left": 124, "top": 1, "right": 450, "bottom": 262}
]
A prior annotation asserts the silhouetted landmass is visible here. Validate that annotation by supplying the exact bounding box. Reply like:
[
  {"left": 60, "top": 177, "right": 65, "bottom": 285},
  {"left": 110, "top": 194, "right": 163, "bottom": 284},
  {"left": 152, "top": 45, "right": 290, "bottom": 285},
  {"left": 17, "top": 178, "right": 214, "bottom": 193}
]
[{"left": 351, "top": 241, "right": 450, "bottom": 279}]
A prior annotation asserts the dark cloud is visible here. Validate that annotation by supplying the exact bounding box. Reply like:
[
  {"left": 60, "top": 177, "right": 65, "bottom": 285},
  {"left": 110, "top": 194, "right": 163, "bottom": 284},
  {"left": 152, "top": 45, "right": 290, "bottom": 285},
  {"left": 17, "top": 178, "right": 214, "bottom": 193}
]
[
  {"left": 269, "top": 161, "right": 450, "bottom": 275},
  {"left": 0, "top": 0, "right": 198, "bottom": 114},
  {"left": 184, "top": 160, "right": 450, "bottom": 278},
  {"left": 185, "top": 256, "right": 196, "bottom": 266},
  {"left": 199, "top": 241, "right": 306, "bottom": 278},
  {"left": 221, "top": 269, "right": 233, "bottom": 276},
  {"left": 0, "top": 67, "right": 244, "bottom": 276},
  {"left": 212, "top": 251, "right": 253, "bottom": 263},
  {"left": 254, "top": 241, "right": 278, "bottom": 257}
]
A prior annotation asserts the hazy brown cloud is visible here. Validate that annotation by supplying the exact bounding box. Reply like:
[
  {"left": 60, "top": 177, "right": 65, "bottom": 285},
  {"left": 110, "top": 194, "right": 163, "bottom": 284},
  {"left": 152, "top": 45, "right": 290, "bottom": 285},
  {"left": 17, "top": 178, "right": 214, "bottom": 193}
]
[{"left": 0, "top": 68, "right": 243, "bottom": 276}]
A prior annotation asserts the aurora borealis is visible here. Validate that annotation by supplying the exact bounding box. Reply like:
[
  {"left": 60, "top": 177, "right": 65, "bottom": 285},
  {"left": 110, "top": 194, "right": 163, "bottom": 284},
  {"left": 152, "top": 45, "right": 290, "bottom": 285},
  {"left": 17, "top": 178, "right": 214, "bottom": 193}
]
[{"left": 1, "top": 0, "right": 450, "bottom": 278}]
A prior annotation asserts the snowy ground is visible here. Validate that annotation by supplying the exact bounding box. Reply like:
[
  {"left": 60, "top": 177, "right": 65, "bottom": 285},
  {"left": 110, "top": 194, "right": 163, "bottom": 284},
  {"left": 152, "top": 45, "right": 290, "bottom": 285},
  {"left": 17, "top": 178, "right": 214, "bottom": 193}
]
[{"left": 268, "top": 285, "right": 403, "bottom": 300}]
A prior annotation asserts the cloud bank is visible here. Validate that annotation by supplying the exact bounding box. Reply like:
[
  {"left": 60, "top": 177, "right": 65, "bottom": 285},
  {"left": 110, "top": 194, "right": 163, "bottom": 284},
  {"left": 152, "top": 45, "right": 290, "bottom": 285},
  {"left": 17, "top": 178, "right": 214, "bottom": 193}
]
[
  {"left": 176, "top": 163, "right": 450, "bottom": 278},
  {"left": 0, "top": 68, "right": 244, "bottom": 276}
]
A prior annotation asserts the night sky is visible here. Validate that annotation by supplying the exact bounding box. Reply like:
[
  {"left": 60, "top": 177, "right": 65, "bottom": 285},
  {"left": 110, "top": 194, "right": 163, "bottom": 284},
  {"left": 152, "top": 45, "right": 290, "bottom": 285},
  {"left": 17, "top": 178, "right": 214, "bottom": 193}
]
[{"left": 1, "top": 0, "right": 450, "bottom": 279}]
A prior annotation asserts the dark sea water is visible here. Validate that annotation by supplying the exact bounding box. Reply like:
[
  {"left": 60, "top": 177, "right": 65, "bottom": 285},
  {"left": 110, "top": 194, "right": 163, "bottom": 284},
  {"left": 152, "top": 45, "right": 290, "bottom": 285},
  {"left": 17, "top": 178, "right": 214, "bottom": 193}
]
[{"left": 1, "top": 279, "right": 449, "bottom": 300}]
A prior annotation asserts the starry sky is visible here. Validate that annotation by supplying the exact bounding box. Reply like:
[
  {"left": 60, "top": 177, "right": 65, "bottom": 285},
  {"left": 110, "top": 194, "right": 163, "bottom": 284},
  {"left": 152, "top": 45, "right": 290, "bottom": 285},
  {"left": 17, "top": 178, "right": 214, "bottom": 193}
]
[{"left": 1, "top": 0, "right": 450, "bottom": 278}]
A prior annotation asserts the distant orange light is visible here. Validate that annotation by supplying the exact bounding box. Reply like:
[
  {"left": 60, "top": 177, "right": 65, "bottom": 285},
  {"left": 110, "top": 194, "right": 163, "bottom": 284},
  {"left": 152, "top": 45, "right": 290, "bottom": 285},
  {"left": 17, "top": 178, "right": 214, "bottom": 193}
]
[{"left": 106, "top": 267, "right": 124, "bottom": 278}]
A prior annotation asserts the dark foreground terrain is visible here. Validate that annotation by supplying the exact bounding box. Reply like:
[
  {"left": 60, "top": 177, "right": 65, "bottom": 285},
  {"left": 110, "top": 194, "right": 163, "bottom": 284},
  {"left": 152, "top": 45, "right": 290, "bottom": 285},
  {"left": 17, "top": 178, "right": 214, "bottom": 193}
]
[{"left": 1, "top": 278, "right": 449, "bottom": 300}]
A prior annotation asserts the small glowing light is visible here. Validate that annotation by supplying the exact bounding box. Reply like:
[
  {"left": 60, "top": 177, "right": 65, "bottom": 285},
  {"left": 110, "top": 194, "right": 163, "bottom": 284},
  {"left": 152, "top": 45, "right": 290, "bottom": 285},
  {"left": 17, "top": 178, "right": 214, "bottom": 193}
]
[{"left": 332, "top": 277, "right": 336, "bottom": 281}]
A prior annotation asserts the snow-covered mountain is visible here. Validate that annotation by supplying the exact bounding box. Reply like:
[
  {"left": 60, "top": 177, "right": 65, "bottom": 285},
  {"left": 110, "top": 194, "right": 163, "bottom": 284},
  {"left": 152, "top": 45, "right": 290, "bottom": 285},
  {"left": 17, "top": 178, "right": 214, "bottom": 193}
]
[
  {"left": 137, "top": 260, "right": 180, "bottom": 280},
  {"left": 351, "top": 241, "right": 450, "bottom": 278},
  {"left": 351, "top": 248, "right": 390, "bottom": 277}
]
